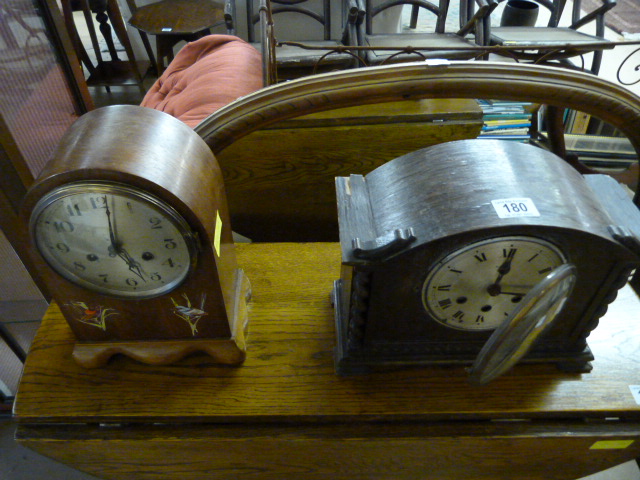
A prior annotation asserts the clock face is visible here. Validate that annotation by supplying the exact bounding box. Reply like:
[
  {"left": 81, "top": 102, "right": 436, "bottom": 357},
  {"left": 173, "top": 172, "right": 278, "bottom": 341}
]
[
  {"left": 31, "top": 183, "right": 196, "bottom": 299},
  {"left": 422, "top": 236, "right": 566, "bottom": 331}
]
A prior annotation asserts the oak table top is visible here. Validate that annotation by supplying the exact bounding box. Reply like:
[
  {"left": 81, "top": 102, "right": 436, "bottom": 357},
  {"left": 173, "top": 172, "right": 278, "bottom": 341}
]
[
  {"left": 14, "top": 242, "right": 640, "bottom": 424},
  {"left": 13, "top": 243, "right": 640, "bottom": 480}
]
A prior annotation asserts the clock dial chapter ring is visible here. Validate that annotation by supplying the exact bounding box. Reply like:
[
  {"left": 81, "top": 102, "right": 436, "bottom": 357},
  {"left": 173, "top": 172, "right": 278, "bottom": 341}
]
[
  {"left": 30, "top": 182, "right": 198, "bottom": 299},
  {"left": 421, "top": 237, "right": 567, "bottom": 332}
]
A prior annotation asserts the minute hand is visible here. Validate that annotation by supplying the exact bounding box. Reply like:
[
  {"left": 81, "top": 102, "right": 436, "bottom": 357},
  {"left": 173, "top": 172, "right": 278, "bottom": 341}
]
[
  {"left": 104, "top": 196, "right": 146, "bottom": 282},
  {"left": 104, "top": 195, "right": 119, "bottom": 251},
  {"left": 487, "top": 250, "right": 516, "bottom": 296},
  {"left": 494, "top": 249, "right": 516, "bottom": 284}
]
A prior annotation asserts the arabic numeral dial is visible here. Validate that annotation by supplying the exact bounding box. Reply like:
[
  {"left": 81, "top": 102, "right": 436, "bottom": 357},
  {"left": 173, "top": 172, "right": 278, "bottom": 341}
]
[{"left": 30, "top": 183, "right": 196, "bottom": 299}]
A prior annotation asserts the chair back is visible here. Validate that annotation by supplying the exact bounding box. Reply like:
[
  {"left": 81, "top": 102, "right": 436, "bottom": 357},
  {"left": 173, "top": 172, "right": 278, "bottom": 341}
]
[
  {"left": 247, "top": 0, "right": 333, "bottom": 42},
  {"left": 483, "top": 0, "right": 617, "bottom": 74},
  {"left": 365, "top": 0, "right": 449, "bottom": 35},
  {"left": 567, "top": 0, "right": 615, "bottom": 73},
  {"left": 59, "top": 0, "right": 147, "bottom": 89}
]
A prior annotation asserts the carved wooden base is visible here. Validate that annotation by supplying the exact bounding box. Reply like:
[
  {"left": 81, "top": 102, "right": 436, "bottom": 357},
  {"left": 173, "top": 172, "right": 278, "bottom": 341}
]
[{"left": 73, "top": 269, "right": 251, "bottom": 368}]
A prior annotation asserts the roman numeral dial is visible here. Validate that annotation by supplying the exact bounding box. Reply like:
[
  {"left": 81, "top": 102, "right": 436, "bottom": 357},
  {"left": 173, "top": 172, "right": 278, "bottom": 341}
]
[{"left": 422, "top": 237, "right": 566, "bottom": 331}]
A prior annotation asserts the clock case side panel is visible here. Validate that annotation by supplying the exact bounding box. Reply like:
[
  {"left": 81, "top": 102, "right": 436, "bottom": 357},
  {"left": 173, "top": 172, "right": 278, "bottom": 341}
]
[{"left": 21, "top": 106, "right": 247, "bottom": 359}]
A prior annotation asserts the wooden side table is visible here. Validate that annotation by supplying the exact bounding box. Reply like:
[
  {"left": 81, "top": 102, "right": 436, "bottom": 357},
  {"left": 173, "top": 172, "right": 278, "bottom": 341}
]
[
  {"left": 128, "top": 0, "right": 227, "bottom": 74},
  {"left": 14, "top": 243, "right": 640, "bottom": 480}
]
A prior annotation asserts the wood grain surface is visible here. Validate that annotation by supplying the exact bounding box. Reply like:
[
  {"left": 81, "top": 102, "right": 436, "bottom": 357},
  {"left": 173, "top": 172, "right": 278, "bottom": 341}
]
[
  {"left": 14, "top": 243, "right": 640, "bottom": 480},
  {"left": 128, "top": 0, "right": 225, "bottom": 35},
  {"left": 14, "top": 243, "right": 640, "bottom": 423},
  {"left": 195, "top": 62, "right": 640, "bottom": 164},
  {"left": 215, "top": 99, "right": 482, "bottom": 241},
  {"left": 15, "top": 421, "right": 640, "bottom": 480}
]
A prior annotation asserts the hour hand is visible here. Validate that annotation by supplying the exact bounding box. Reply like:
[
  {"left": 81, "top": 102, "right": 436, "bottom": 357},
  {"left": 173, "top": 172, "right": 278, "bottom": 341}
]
[{"left": 117, "top": 247, "right": 146, "bottom": 282}]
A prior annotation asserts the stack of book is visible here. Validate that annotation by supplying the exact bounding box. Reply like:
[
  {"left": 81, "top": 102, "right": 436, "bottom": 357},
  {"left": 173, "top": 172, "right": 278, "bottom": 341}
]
[
  {"left": 563, "top": 111, "right": 636, "bottom": 171},
  {"left": 565, "top": 133, "right": 636, "bottom": 170},
  {"left": 478, "top": 100, "right": 533, "bottom": 141}
]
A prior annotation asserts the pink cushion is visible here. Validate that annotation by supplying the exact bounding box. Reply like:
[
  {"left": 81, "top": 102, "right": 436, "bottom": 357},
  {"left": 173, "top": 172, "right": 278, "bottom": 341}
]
[{"left": 140, "top": 35, "right": 263, "bottom": 128}]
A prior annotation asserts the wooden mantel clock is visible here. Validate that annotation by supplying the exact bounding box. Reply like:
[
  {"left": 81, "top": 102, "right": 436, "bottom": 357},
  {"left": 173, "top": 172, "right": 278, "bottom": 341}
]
[
  {"left": 334, "top": 139, "right": 640, "bottom": 382},
  {"left": 22, "top": 105, "right": 249, "bottom": 368}
]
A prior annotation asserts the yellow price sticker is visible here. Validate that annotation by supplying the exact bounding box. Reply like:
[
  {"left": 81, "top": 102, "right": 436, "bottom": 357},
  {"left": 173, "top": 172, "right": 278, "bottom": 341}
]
[
  {"left": 214, "top": 210, "right": 222, "bottom": 257},
  {"left": 590, "top": 440, "right": 634, "bottom": 450}
]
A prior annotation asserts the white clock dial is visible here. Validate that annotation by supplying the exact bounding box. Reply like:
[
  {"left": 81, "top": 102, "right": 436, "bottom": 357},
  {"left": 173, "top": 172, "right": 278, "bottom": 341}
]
[
  {"left": 422, "top": 236, "right": 566, "bottom": 331},
  {"left": 31, "top": 183, "right": 196, "bottom": 298}
]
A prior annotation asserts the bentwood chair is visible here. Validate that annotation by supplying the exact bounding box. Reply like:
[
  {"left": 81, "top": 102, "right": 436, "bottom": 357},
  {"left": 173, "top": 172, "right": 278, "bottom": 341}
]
[
  {"left": 357, "top": 0, "right": 496, "bottom": 66},
  {"left": 479, "top": 0, "right": 616, "bottom": 74},
  {"left": 247, "top": 0, "right": 361, "bottom": 83}
]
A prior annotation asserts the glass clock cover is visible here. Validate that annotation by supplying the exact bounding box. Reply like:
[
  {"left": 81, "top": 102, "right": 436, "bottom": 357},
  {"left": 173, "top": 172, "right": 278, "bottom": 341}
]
[{"left": 468, "top": 263, "right": 577, "bottom": 384}]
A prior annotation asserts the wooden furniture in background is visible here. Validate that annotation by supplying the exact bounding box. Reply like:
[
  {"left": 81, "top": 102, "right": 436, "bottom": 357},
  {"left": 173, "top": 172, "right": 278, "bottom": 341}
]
[
  {"left": 0, "top": 0, "right": 90, "bottom": 404},
  {"left": 215, "top": 98, "right": 483, "bottom": 241},
  {"left": 127, "top": 0, "right": 231, "bottom": 75},
  {"left": 481, "top": 0, "right": 617, "bottom": 74},
  {"left": 0, "top": 0, "right": 94, "bottom": 303},
  {"left": 195, "top": 62, "right": 640, "bottom": 231},
  {"left": 358, "top": 0, "right": 494, "bottom": 65},
  {"left": 247, "top": 0, "right": 360, "bottom": 83},
  {"left": 13, "top": 243, "right": 640, "bottom": 480},
  {"left": 60, "top": 0, "right": 149, "bottom": 92}
]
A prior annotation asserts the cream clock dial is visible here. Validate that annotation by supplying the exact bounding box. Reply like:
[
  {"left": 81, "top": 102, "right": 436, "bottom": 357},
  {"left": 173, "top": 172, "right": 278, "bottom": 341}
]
[
  {"left": 31, "top": 182, "right": 197, "bottom": 299},
  {"left": 422, "top": 236, "right": 566, "bottom": 331}
]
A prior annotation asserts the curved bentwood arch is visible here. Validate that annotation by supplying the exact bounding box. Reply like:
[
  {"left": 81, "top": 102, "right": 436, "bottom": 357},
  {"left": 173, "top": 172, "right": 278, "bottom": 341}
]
[{"left": 195, "top": 61, "right": 640, "bottom": 203}]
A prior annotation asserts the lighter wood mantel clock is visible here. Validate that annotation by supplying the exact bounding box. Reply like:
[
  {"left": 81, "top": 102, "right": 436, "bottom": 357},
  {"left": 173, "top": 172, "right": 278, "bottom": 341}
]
[
  {"left": 21, "top": 105, "right": 249, "bottom": 368},
  {"left": 13, "top": 243, "right": 640, "bottom": 480}
]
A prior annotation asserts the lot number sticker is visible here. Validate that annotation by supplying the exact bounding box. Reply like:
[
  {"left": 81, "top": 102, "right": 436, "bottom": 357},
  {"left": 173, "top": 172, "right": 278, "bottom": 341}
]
[{"left": 492, "top": 198, "right": 540, "bottom": 219}]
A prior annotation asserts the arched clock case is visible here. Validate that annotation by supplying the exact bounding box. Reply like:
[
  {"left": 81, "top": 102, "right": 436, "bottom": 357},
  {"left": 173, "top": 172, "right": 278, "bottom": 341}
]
[
  {"left": 22, "top": 106, "right": 249, "bottom": 368},
  {"left": 334, "top": 139, "right": 640, "bottom": 379}
]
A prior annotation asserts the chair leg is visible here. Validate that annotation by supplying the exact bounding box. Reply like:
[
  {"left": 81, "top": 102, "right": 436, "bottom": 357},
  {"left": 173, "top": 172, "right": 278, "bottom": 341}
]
[
  {"left": 410, "top": 5, "right": 419, "bottom": 28},
  {"left": 156, "top": 36, "right": 170, "bottom": 76},
  {"left": 139, "top": 31, "right": 158, "bottom": 74}
]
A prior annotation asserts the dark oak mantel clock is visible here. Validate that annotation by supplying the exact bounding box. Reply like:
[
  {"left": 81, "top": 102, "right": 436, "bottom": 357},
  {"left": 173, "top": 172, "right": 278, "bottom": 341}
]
[
  {"left": 22, "top": 105, "right": 249, "bottom": 368},
  {"left": 334, "top": 139, "right": 640, "bottom": 383}
]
